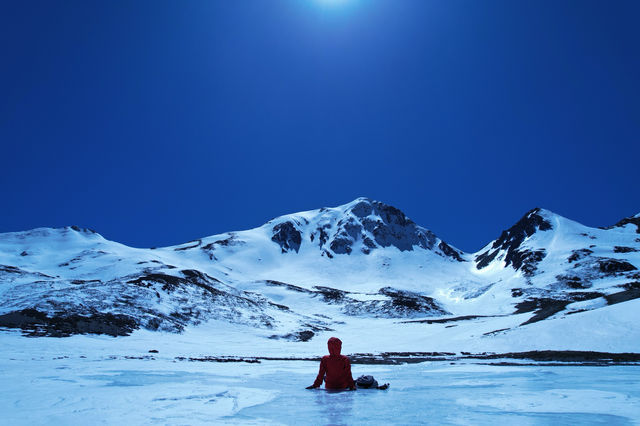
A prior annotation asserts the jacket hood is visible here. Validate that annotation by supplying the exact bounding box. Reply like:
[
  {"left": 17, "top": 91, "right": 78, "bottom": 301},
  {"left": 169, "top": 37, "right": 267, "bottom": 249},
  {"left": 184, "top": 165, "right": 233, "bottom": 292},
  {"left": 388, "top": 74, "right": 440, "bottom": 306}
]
[{"left": 328, "top": 337, "right": 342, "bottom": 356}]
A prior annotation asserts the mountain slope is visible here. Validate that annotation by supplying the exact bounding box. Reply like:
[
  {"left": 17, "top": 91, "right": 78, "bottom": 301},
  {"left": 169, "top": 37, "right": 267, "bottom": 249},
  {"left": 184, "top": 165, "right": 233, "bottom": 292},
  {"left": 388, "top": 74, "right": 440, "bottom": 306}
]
[{"left": 0, "top": 199, "right": 638, "bottom": 351}]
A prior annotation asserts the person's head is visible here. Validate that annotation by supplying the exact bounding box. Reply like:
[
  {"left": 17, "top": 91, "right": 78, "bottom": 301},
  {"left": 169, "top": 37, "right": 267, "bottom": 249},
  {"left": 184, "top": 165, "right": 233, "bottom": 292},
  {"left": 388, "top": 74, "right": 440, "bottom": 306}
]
[{"left": 327, "top": 337, "right": 342, "bottom": 356}]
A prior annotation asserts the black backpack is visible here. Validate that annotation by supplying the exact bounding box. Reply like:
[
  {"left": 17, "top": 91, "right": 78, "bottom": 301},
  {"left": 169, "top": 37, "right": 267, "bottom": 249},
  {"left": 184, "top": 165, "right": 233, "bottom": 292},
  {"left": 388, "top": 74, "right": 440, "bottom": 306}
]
[{"left": 356, "top": 375, "right": 379, "bottom": 389}]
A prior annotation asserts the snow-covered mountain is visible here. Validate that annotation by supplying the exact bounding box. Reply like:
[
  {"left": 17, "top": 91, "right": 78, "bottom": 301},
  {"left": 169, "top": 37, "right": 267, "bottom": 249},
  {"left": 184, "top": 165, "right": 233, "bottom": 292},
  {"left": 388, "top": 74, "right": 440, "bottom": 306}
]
[{"left": 1, "top": 198, "right": 638, "bottom": 351}]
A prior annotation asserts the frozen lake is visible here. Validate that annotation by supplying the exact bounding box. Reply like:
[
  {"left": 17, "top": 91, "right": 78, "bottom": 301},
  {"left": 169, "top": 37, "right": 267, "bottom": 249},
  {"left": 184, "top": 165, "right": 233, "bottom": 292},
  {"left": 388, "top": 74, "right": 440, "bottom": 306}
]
[{"left": 1, "top": 354, "right": 639, "bottom": 425}]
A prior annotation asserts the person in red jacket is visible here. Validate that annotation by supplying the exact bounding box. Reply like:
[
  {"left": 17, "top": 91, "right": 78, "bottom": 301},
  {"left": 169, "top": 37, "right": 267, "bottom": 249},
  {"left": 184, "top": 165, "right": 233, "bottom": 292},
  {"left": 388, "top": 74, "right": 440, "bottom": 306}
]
[{"left": 306, "top": 337, "right": 356, "bottom": 390}]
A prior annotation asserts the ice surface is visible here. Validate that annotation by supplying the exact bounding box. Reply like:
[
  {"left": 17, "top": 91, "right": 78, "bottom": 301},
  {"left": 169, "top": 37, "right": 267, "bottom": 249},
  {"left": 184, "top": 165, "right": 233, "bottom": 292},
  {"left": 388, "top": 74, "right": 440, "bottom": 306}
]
[{"left": 1, "top": 342, "right": 639, "bottom": 425}]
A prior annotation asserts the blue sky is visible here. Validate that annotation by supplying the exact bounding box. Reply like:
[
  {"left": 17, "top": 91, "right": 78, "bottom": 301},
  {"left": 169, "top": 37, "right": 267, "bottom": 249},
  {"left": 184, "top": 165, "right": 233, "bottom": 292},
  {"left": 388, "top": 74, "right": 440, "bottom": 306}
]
[{"left": 1, "top": 1, "right": 639, "bottom": 252}]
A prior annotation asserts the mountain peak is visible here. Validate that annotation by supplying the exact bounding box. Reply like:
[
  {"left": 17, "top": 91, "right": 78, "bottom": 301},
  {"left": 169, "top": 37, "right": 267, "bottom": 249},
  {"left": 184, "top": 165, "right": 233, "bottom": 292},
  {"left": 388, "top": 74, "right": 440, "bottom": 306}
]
[
  {"left": 267, "top": 198, "right": 464, "bottom": 260},
  {"left": 509, "top": 208, "right": 555, "bottom": 236},
  {"left": 0, "top": 226, "right": 103, "bottom": 242},
  {"left": 475, "top": 207, "right": 554, "bottom": 274},
  {"left": 344, "top": 198, "right": 415, "bottom": 224},
  {"left": 524, "top": 207, "right": 560, "bottom": 222},
  {"left": 344, "top": 196, "right": 376, "bottom": 206}
]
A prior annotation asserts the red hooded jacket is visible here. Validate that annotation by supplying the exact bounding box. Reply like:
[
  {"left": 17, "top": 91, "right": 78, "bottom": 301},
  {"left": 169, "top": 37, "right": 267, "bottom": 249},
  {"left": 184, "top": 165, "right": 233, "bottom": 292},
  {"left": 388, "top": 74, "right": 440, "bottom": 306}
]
[{"left": 313, "top": 337, "right": 356, "bottom": 389}]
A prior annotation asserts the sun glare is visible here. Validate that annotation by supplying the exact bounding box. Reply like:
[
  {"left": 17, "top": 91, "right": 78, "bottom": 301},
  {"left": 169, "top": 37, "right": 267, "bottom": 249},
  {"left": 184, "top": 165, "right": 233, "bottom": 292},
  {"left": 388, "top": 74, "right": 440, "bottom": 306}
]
[{"left": 315, "top": 0, "right": 350, "bottom": 6}]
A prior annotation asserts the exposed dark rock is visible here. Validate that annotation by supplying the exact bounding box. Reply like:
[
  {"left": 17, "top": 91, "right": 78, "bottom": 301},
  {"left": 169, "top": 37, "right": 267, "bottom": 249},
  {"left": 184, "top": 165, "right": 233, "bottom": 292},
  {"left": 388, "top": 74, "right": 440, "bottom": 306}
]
[
  {"left": 174, "top": 240, "right": 202, "bottom": 251},
  {"left": 476, "top": 208, "right": 552, "bottom": 272},
  {"left": 201, "top": 236, "right": 241, "bottom": 251},
  {"left": 568, "top": 248, "right": 593, "bottom": 263},
  {"left": 269, "top": 330, "right": 315, "bottom": 342},
  {"left": 0, "top": 265, "right": 53, "bottom": 279},
  {"left": 265, "top": 280, "right": 313, "bottom": 294},
  {"left": 268, "top": 302, "right": 290, "bottom": 311},
  {"left": 128, "top": 273, "right": 183, "bottom": 291},
  {"left": 330, "top": 237, "right": 352, "bottom": 254},
  {"left": 565, "top": 309, "right": 588, "bottom": 315},
  {"left": 177, "top": 356, "right": 261, "bottom": 363},
  {"left": 0, "top": 308, "right": 138, "bottom": 337},
  {"left": 176, "top": 351, "right": 640, "bottom": 365},
  {"left": 340, "top": 219, "right": 361, "bottom": 240},
  {"left": 598, "top": 259, "right": 637, "bottom": 274},
  {"left": 293, "top": 330, "right": 315, "bottom": 341},
  {"left": 350, "top": 200, "right": 373, "bottom": 218},
  {"left": 149, "top": 349, "right": 159, "bottom": 353},
  {"left": 315, "top": 224, "right": 331, "bottom": 247},
  {"left": 319, "top": 199, "right": 441, "bottom": 255},
  {"left": 376, "top": 287, "right": 448, "bottom": 316},
  {"left": 301, "top": 322, "right": 334, "bottom": 333},
  {"left": 483, "top": 328, "right": 510, "bottom": 336},
  {"left": 438, "top": 241, "right": 465, "bottom": 262},
  {"left": 516, "top": 250, "right": 546, "bottom": 276},
  {"left": 475, "top": 350, "right": 640, "bottom": 364},
  {"left": 578, "top": 233, "right": 597, "bottom": 240},
  {"left": 614, "top": 246, "right": 639, "bottom": 253},
  {"left": 515, "top": 298, "right": 571, "bottom": 325},
  {"left": 70, "top": 279, "right": 102, "bottom": 285},
  {"left": 271, "top": 222, "right": 302, "bottom": 253},
  {"left": 620, "top": 281, "right": 640, "bottom": 290},
  {"left": 313, "top": 286, "right": 348, "bottom": 303},
  {"left": 0, "top": 265, "right": 23, "bottom": 274},
  {"left": 181, "top": 270, "right": 226, "bottom": 295},
  {"left": 514, "top": 291, "right": 604, "bottom": 325},
  {"left": 363, "top": 236, "right": 377, "bottom": 249},
  {"left": 604, "top": 287, "right": 640, "bottom": 305},
  {"left": 361, "top": 236, "right": 378, "bottom": 254},
  {"left": 20, "top": 251, "right": 28, "bottom": 256},
  {"left": 367, "top": 201, "right": 436, "bottom": 252},
  {"left": 603, "top": 215, "right": 640, "bottom": 234},
  {"left": 181, "top": 269, "right": 221, "bottom": 283},
  {"left": 401, "top": 315, "right": 490, "bottom": 324},
  {"left": 556, "top": 274, "right": 591, "bottom": 289},
  {"left": 70, "top": 225, "right": 97, "bottom": 234},
  {"left": 567, "top": 292, "right": 604, "bottom": 302},
  {"left": 322, "top": 250, "right": 334, "bottom": 259}
]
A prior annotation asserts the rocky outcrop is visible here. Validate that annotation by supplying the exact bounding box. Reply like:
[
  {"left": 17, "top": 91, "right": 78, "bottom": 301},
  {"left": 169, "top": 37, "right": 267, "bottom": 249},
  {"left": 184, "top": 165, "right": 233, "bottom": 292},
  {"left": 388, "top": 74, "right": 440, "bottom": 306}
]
[
  {"left": 0, "top": 309, "right": 138, "bottom": 337},
  {"left": 351, "top": 199, "right": 437, "bottom": 252},
  {"left": 271, "top": 222, "right": 302, "bottom": 253},
  {"left": 476, "top": 208, "right": 553, "bottom": 274},
  {"left": 603, "top": 214, "right": 640, "bottom": 234},
  {"left": 304, "top": 198, "right": 463, "bottom": 260}
]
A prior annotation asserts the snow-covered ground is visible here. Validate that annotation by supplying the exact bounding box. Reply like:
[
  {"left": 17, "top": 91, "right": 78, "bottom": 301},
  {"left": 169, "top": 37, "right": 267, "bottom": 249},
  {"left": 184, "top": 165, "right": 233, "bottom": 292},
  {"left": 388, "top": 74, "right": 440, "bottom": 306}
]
[
  {"left": 3, "top": 298, "right": 640, "bottom": 363},
  {"left": 2, "top": 330, "right": 639, "bottom": 425}
]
